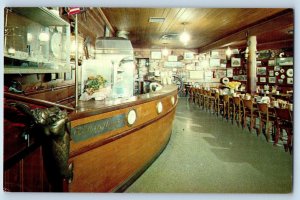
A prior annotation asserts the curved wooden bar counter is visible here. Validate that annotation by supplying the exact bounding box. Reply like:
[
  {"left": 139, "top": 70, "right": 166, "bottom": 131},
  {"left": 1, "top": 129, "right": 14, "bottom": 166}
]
[{"left": 67, "top": 85, "right": 178, "bottom": 192}]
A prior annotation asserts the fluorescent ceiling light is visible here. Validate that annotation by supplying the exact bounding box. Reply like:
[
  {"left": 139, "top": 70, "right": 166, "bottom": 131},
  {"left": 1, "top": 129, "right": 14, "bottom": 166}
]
[{"left": 149, "top": 17, "right": 165, "bottom": 23}]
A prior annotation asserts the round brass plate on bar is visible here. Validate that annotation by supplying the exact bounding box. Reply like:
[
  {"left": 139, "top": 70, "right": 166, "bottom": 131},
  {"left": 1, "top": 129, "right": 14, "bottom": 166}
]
[
  {"left": 156, "top": 102, "right": 163, "bottom": 114},
  {"left": 127, "top": 109, "right": 137, "bottom": 126}
]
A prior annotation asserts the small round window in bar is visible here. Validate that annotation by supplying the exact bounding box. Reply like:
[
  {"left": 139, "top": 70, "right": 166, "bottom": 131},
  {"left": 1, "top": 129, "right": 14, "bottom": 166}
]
[
  {"left": 127, "top": 109, "right": 137, "bottom": 126},
  {"left": 157, "top": 102, "right": 163, "bottom": 114}
]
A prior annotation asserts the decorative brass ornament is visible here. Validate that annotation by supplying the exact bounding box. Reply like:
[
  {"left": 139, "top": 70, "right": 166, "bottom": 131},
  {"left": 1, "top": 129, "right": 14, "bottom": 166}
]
[{"left": 14, "top": 103, "right": 73, "bottom": 188}]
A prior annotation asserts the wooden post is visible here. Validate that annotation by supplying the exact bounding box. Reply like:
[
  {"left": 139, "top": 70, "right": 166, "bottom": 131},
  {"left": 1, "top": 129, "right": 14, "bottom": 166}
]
[
  {"left": 75, "top": 14, "right": 79, "bottom": 108},
  {"left": 247, "top": 36, "right": 257, "bottom": 94}
]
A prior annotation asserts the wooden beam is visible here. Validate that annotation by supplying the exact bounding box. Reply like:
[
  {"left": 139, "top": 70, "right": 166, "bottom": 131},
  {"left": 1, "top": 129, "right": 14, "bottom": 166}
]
[
  {"left": 257, "top": 39, "right": 293, "bottom": 50},
  {"left": 96, "top": 8, "right": 116, "bottom": 36},
  {"left": 85, "top": 9, "right": 106, "bottom": 36},
  {"left": 199, "top": 10, "right": 294, "bottom": 52}
]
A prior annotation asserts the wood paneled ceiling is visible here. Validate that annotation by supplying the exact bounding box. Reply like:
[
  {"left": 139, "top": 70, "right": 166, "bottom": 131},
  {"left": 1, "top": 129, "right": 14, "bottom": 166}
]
[{"left": 101, "top": 8, "right": 294, "bottom": 51}]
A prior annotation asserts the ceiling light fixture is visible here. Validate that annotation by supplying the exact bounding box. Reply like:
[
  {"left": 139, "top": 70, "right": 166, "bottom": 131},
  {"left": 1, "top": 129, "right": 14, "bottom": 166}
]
[
  {"left": 149, "top": 17, "right": 165, "bottom": 23},
  {"left": 162, "top": 47, "right": 169, "bottom": 56},
  {"left": 226, "top": 46, "right": 232, "bottom": 58},
  {"left": 179, "top": 22, "right": 190, "bottom": 46}
]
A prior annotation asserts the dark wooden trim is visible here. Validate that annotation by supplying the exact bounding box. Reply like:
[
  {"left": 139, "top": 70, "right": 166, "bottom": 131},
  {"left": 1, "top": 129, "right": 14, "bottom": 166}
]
[
  {"left": 56, "top": 96, "right": 75, "bottom": 104},
  {"left": 69, "top": 98, "right": 178, "bottom": 158},
  {"left": 24, "top": 84, "right": 75, "bottom": 96},
  {"left": 4, "top": 142, "right": 41, "bottom": 171},
  {"left": 4, "top": 92, "right": 75, "bottom": 111},
  {"left": 68, "top": 87, "right": 178, "bottom": 121},
  {"left": 113, "top": 130, "right": 172, "bottom": 192}
]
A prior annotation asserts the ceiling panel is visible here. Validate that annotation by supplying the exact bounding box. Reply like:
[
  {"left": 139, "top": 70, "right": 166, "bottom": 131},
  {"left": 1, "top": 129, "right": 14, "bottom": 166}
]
[{"left": 101, "top": 8, "right": 293, "bottom": 50}]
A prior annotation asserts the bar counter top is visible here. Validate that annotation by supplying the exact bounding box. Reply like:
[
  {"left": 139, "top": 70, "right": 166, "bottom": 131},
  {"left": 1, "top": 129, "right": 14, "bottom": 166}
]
[{"left": 69, "top": 85, "right": 178, "bottom": 120}]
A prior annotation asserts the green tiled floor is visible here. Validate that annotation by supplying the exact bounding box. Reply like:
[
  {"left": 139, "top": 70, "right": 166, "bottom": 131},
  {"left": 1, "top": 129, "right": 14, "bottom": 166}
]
[{"left": 125, "top": 98, "right": 293, "bottom": 193}]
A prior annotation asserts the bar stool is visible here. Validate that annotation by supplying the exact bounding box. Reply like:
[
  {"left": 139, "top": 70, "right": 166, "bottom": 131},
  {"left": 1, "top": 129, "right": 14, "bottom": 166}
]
[
  {"left": 194, "top": 88, "right": 200, "bottom": 105},
  {"left": 204, "top": 90, "right": 215, "bottom": 113},
  {"left": 242, "top": 98, "right": 259, "bottom": 133},
  {"left": 214, "top": 93, "right": 224, "bottom": 117},
  {"left": 198, "top": 88, "right": 205, "bottom": 109},
  {"left": 232, "top": 96, "right": 242, "bottom": 126},
  {"left": 188, "top": 87, "right": 195, "bottom": 103},
  {"left": 257, "top": 103, "right": 276, "bottom": 142},
  {"left": 223, "top": 95, "right": 232, "bottom": 121},
  {"left": 274, "top": 107, "right": 293, "bottom": 153}
]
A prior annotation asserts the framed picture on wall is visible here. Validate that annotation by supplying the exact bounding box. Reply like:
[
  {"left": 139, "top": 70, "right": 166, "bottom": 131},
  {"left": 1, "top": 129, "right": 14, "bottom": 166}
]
[
  {"left": 184, "top": 52, "right": 194, "bottom": 60},
  {"left": 151, "top": 51, "right": 162, "bottom": 59},
  {"left": 274, "top": 66, "right": 281, "bottom": 71},
  {"left": 276, "top": 57, "right": 293, "bottom": 66},
  {"left": 239, "top": 75, "right": 247, "bottom": 81},
  {"left": 210, "top": 50, "right": 219, "bottom": 58},
  {"left": 231, "top": 57, "right": 241, "bottom": 67},
  {"left": 268, "top": 60, "right": 275, "bottom": 66},
  {"left": 209, "top": 58, "right": 220, "bottom": 67},
  {"left": 233, "top": 76, "right": 239, "bottom": 80},
  {"left": 216, "top": 70, "right": 226, "bottom": 78},
  {"left": 257, "top": 67, "right": 267, "bottom": 75},
  {"left": 269, "top": 70, "right": 274, "bottom": 76},
  {"left": 227, "top": 68, "right": 233, "bottom": 77},
  {"left": 268, "top": 77, "right": 276, "bottom": 83},
  {"left": 260, "top": 77, "right": 266, "bottom": 83},
  {"left": 257, "top": 60, "right": 262, "bottom": 67},
  {"left": 287, "top": 78, "right": 293, "bottom": 84},
  {"left": 168, "top": 55, "right": 178, "bottom": 62}
]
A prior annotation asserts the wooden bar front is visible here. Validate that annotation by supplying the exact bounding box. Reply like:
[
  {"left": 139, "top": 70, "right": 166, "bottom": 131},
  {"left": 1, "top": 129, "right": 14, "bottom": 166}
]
[{"left": 67, "top": 85, "right": 178, "bottom": 192}]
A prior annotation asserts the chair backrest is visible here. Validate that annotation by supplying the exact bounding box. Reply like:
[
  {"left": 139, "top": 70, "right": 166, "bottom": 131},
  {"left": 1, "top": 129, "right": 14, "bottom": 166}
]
[
  {"left": 257, "top": 103, "right": 268, "bottom": 114},
  {"left": 233, "top": 97, "right": 240, "bottom": 106},
  {"left": 274, "top": 107, "right": 292, "bottom": 121},
  {"left": 223, "top": 95, "right": 230, "bottom": 103},
  {"left": 242, "top": 99, "right": 253, "bottom": 113}
]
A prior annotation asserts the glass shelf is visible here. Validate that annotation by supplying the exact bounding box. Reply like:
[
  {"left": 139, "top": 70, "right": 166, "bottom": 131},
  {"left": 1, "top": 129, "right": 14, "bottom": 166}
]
[{"left": 11, "top": 7, "right": 69, "bottom": 27}]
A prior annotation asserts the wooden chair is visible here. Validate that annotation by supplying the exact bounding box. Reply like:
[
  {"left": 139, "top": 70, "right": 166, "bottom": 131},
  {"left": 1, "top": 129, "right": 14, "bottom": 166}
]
[
  {"left": 203, "top": 90, "right": 210, "bottom": 111},
  {"left": 232, "top": 96, "right": 242, "bottom": 126},
  {"left": 188, "top": 87, "right": 195, "bottom": 103},
  {"left": 274, "top": 107, "right": 293, "bottom": 153},
  {"left": 214, "top": 93, "right": 224, "bottom": 117},
  {"left": 198, "top": 89, "right": 205, "bottom": 109},
  {"left": 204, "top": 90, "right": 215, "bottom": 113},
  {"left": 257, "top": 103, "right": 276, "bottom": 142},
  {"left": 223, "top": 95, "right": 232, "bottom": 121},
  {"left": 194, "top": 88, "right": 200, "bottom": 105},
  {"left": 242, "top": 99, "right": 259, "bottom": 133}
]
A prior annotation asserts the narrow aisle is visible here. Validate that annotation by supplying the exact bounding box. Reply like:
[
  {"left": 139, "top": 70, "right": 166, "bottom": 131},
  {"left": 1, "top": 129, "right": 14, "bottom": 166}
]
[{"left": 125, "top": 98, "right": 293, "bottom": 193}]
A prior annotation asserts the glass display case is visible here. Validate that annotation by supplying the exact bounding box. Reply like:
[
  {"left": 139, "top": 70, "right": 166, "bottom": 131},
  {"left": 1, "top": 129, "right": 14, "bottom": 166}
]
[{"left": 4, "top": 7, "right": 71, "bottom": 74}]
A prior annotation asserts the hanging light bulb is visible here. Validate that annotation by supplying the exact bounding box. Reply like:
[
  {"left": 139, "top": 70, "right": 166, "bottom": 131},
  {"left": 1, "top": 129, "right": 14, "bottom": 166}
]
[
  {"left": 180, "top": 31, "right": 190, "bottom": 45},
  {"left": 226, "top": 46, "right": 232, "bottom": 58},
  {"left": 162, "top": 46, "right": 169, "bottom": 56},
  {"left": 245, "top": 47, "right": 249, "bottom": 59},
  {"left": 179, "top": 23, "right": 190, "bottom": 45}
]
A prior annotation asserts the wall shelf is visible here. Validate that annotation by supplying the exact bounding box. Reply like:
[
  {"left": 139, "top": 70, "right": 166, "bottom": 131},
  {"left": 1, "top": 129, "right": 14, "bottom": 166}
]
[
  {"left": 4, "top": 66, "right": 70, "bottom": 74},
  {"left": 11, "top": 7, "right": 69, "bottom": 26}
]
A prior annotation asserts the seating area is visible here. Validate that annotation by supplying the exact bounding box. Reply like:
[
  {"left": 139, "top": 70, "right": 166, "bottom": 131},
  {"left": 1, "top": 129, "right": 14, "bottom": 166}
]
[{"left": 188, "top": 86, "right": 294, "bottom": 154}]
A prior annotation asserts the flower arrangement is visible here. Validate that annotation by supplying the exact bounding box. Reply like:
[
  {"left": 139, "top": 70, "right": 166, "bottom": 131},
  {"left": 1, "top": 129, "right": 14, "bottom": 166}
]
[
  {"left": 84, "top": 75, "right": 107, "bottom": 95},
  {"left": 225, "top": 81, "right": 241, "bottom": 90}
]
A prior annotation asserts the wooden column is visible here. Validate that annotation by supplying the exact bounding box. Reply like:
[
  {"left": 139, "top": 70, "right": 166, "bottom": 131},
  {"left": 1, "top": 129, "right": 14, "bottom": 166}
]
[{"left": 247, "top": 36, "right": 257, "bottom": 94}]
